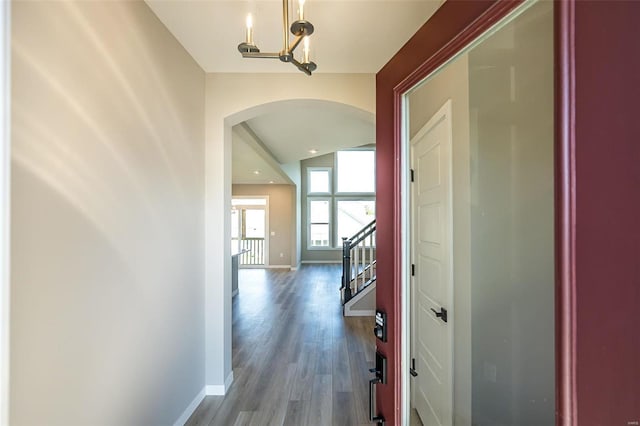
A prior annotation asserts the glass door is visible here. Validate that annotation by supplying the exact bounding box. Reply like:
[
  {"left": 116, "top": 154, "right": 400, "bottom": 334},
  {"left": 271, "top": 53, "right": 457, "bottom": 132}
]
[{"left": 402, "top": 1, "right": 555, "bottom": 424}]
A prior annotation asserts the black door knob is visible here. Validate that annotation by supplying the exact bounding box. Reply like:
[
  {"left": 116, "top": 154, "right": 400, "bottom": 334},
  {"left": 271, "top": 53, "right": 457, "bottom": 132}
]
[{"left": 430, "top": 307, "right": 448, "bottom": 323}]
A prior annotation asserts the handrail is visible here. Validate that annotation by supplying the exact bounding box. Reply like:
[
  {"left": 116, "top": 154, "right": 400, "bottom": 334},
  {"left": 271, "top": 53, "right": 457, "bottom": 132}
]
[
  {"left": 349, "top": 223, "right": 376, "bottom": 248},
  {"left": 346, "top": 219, "right": 376, "bottom": 248},
  {"left": 341, "top": 219, "right": 376, "bottom": 305}
]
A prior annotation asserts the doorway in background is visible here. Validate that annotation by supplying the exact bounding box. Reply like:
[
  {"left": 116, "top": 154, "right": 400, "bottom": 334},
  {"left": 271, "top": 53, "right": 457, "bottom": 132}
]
[{"left": 232, "top": 196, "right": 269, "bottom": 266}]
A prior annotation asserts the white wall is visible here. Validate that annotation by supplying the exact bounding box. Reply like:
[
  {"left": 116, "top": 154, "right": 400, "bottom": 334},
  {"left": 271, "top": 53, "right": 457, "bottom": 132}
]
[
  {"left": 10, "top": 2, "right": 206, "bottom": 425},
  {"left": 204, "top": 73, "right": 375, "bottom": 388}
]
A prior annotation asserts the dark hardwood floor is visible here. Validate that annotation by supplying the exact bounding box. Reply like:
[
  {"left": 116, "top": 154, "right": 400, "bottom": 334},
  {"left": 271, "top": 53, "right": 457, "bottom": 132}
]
[{"left": 185, "top": 264, "right": 376, "bottom": 426}]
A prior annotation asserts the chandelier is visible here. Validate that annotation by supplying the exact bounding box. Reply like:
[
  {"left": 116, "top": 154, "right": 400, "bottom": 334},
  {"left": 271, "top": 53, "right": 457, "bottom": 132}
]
[{"left": 237, "top": 0, "right": 317, "bottom": 76}]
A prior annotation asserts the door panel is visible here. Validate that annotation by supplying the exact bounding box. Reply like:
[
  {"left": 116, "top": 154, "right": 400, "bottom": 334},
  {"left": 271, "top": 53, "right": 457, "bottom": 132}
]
[{"left": 411, "top": 100, "right": 453, "bottom": 426}]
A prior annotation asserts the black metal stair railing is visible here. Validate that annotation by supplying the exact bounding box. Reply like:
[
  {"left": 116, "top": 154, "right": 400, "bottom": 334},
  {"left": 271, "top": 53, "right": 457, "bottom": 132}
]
[{"left": 341, "top": 219, "right": 376, "bottom": 305}]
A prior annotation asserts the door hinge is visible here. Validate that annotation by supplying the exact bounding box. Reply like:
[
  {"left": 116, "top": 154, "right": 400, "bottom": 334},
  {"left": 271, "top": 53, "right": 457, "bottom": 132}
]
[
  {"left": 410, "top": 357, "right": 418, "bottom": 377},
  {"left": 411, "top": 264, "right": 415, "bottom": 276},
  {"left": 410, "top": 169, "right": 415, "bottom": 182}
]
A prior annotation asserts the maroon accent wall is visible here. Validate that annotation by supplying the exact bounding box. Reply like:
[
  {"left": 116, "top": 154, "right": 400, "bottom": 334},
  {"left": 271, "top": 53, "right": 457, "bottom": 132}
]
[
  {"left": 571, "top": 1, "right": 640, "bottom": 424},
  {"left": 377, "top": 0, "right": 640, "bottom": 424}
]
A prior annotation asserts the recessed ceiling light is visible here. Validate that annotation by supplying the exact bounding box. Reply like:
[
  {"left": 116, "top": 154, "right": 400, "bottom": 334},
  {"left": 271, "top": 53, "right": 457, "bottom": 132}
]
[
  {"left": 309, "top": 149, "right": 318, "bottom": 154},
  {"left": 269, "top": 180, "right": 275, "bottom": 184},
  {"left": 253, "top": 170, "right": 260, "bottom": 175}
]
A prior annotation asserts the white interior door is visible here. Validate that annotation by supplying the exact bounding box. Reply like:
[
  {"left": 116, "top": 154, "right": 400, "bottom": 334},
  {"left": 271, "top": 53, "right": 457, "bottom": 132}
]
[{"left": 410, "top": 100, "right": 453, "bottom": 426}]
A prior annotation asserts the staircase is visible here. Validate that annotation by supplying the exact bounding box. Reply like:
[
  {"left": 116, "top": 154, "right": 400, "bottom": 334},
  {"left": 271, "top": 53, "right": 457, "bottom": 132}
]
[{"left": 340, "top": 220, "right": 376, "bottom": 316}]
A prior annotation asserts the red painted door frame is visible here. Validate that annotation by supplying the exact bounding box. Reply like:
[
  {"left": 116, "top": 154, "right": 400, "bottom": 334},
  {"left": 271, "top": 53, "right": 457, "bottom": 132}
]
[{"left": 375, "top": 0, "right": 640, "bottom": 425}]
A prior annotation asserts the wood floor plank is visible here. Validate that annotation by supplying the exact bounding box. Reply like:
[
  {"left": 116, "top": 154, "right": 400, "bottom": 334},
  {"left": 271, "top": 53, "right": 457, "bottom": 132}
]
[
  {"left": 332, "top": 336, "right": 353, "bottom": 393},
  {"left": 332, "top": 391, "right": 357, "bottom": 426},
  {"left": 184, "top": 396, "right": 223, "bottom": 426},
  {"left": 305, "top": 374, "right": 332, "bottom": 426},
  {"left": 282, "top": 400, "right": 304, "bottom": 426},
  {"left": 232, "top": 411, "right": 253, "bottom": 426},
  {"left": 184, "top": 265, "right": 375, "bottom": 426}
]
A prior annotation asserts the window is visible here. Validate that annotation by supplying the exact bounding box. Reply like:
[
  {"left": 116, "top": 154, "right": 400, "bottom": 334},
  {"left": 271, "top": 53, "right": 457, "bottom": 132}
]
[
  {"left": 336, "top": 150, "right": 375, "bottom": 193},
  {"left": 308, "top": 199, "right": 330, "bottom": 247},
  {"left": 308, "top": 168, "right": 331, "bottom": 194},
  {"left": 305, "top": 149, "right": 376, "bottom": 249},
  {"left": 336, "top": 200, "right": 375, "bottom": 241}
]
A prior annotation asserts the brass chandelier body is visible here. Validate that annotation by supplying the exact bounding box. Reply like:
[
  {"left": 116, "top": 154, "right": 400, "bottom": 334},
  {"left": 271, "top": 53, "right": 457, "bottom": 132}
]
[{"left": 237, "top": 0, "right": 317, "bottom": 75}]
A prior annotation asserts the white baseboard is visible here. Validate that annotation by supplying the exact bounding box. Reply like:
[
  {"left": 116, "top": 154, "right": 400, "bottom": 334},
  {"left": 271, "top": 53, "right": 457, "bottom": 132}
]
[
  {"left": 173, "top": 387, "right": 206, "bottom": 426},
  {"left": 300, "top": 260, "right": 341, "bottom": 264},
  {"left": 344, "top": 309, "right": 375, "bottom": 317},
  {"left": 225, "top": 370, "right": 234, "bottom": 390},
  {"left": 206, "top": 371, "right": 234, "bottom": 395},
  {"left": 239, "top": 265, "right": 291, "bottom": 269}
]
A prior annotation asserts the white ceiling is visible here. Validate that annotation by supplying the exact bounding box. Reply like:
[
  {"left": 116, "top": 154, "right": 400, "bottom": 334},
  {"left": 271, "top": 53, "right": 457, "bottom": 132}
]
[
  {"left": 232, "top": 126, "right": 292, "bottom": 184},
  {"left": 146, "top": 0, "right": 442, "bottom": 184},
  {"left": 244, "top": 100, "right": 374, "bottom": 164},
  {"left": 145, "top": 0, "right": 442, "bottom": 74}
]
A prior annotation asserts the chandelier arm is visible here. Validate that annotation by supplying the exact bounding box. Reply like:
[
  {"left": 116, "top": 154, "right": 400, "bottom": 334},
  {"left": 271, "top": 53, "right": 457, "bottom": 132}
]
[
  {"left": 282, "top": 0, "right": 290, "bottom": 53},
  {"left": 287, "top": 34, "right": 305, "bottom": 55},
  {"left": 290, "top": 58, "right": 312, "bottom": 76},
  {"left": 241, "top": 52, "right": 281, "bottom": 59}
]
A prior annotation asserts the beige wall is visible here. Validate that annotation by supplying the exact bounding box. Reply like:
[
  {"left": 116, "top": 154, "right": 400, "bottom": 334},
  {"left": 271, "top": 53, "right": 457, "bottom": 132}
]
[
  {"left": 0, "top": 3, "right": 9, "bottom": 423},
  {"left": 232, "top": 184, "right": 294, "bottom": 267},
  {"left": 11, "top": 2, "right": 205, "bottom": 425}
]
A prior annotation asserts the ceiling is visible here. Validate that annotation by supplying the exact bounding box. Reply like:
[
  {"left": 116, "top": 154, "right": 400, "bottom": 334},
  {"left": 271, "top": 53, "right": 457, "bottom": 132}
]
[
  {"left": 244, "top": 100, "right": 374, "bottom": 164},
  {"left": 232, "top": 100, "right": 374, "bottom": 183},
  {"left": 145, "top": 0, "right": 442, "bottom": 74},
  {"left": 146, "top": 0, "right": 442, "bottom": 184},
  {"left": 232, "top": 126, "right": 292, "bottom": 184}
]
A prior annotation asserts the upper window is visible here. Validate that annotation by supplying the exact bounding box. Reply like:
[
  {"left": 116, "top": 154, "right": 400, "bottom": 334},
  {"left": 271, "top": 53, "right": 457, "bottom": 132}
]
[
  {"left": 307, "top": 168, "right": 331, "bottom": 194},
  {"left": 336, "top": 150, "right": 375, "bottom": 193}
]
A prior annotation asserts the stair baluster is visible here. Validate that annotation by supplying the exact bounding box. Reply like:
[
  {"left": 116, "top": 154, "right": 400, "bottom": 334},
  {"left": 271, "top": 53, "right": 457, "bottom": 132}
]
[{"left": 341, "top": 220, "right": 376, "bottom": 307}]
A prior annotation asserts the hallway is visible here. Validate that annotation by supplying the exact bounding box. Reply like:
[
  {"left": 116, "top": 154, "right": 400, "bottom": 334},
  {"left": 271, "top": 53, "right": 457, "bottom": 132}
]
[{"left": 186, "top": 265, "right": 376, "bottom": 426}]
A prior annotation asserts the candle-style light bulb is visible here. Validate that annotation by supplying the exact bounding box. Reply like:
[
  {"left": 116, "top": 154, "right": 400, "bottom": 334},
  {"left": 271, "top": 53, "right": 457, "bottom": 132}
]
[
  {"left": 246, "top": 14, "right": 253, "bottom": 45},
  {"left": 298, "top": 0, "right": 306, "bottom": 21},
  {"left": 303, "top": 36, "right": 310, "bottom": 63}
]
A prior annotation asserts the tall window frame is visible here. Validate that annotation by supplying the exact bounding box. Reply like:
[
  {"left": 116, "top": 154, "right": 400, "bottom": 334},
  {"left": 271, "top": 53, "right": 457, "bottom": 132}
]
[{"left": 305, "top": 149, "right": 376, "bottom": 250}]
